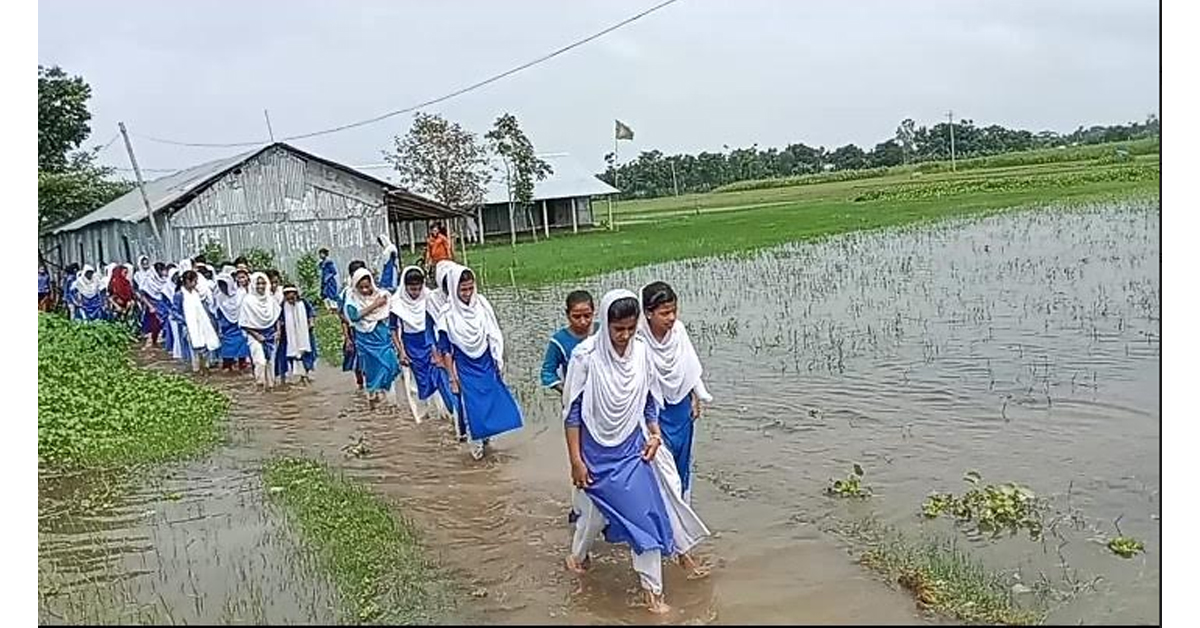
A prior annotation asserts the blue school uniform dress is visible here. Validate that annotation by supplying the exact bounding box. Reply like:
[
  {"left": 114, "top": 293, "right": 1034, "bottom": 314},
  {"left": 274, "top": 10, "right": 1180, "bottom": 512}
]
[
  {"left": 443, "top": 336, "right": 523, "bottom": 442},
  {"left": 77, "top": 292, "right": 106, "bottom": 321},
  {"left": 379, "top": 254, "right": 399, "bottom": 292},
  {"left": 275, "top": 300, "right": 318, "bottom": 381},
  {"left": 170, "top": 291, "right": 193, "bottom": 363},
  {"left": 659, "top": 397, "right": 696, "bottom": 495},
  {"left": 157, "top": 294, "right": 175, "bottom": 352},
  {"left": 216, "top": 309, "right": 250, "bottom": 360},
  {"left": 319, "top": 259, "right": 339, "bottom": 303},
  {"left": 566, "top": 393, "right": 676, "bottom": 555},
  {"left": 393, "top": 312, "right": 439, "bottom": 402},
  {"left": 540, "top": 326, "right": 596, "bottom": 390},
  {"left": 346, "top": 303, "right": 401, "bottom": 394}
]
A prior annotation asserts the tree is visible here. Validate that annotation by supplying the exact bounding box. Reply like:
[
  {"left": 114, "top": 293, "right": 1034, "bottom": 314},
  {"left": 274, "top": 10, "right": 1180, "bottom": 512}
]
[
  {"left": 38, "top": 65, "right": 132, "bottom": 230},
  {"left": 39, "top": 151, "right": 133, "bottom": 229},
  {"left": 828, "top": 144, "right": 869, "bottom": 171},
  {"left": 39, "top": 66, "right": 94, "bottom": 173},
  {"left": 384, "top": 112, "right": 490, "bottom": 212},
  {"left": 485, "top": 113, "right": 552, "bottom": 244},
  {"left": 896, "top": 118, "right": 917, "bottom": 165},
  {"left": 868, "top": 140, "right": 904, "bottom": 168}
]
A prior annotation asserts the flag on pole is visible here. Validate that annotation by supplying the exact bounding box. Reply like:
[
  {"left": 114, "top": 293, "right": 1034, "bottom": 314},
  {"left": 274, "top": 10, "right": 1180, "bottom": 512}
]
[{"left": 615, "top": 119, "right": 634, "bottom": 141}]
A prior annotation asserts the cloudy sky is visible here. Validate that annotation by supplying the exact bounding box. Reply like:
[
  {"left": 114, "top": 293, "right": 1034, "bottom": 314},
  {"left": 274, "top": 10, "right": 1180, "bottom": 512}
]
[{"left": 38, "top": 0, "right": 1159, "bottom": 177}]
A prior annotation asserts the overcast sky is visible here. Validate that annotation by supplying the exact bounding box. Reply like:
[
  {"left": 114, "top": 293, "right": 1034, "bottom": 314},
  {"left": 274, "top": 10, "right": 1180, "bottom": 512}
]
[{"left": 38, "top": 0, "right": 1159, "bottom": 177}]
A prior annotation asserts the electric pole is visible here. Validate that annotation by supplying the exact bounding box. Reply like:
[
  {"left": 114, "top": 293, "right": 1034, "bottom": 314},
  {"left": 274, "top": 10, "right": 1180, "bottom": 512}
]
[
  {"left": 947, "top": 110, "right": 957, "bottom": 172},
  {"left": 119, "top": 122, "right": 163, "bottom": 245}
]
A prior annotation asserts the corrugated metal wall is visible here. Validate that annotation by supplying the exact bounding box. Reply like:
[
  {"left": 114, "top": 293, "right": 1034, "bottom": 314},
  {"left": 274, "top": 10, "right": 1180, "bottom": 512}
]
[
  {"left": 166, "top": 146, "right": 390, "bottom": 276},
  {"left": 40, "top": 217, "right": 166, "bottom": 270}
]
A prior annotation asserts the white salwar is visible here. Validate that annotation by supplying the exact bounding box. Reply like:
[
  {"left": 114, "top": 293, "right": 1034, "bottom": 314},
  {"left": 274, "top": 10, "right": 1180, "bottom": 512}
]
[
  {"left": 563, "top": 290, "right": 710, "bottom": 596},
  {"left": 239, "top": 272, "right": 281, "bottom": 386},
  {"left": 182, "top": 287, "right": 220, "bottom": 370}
]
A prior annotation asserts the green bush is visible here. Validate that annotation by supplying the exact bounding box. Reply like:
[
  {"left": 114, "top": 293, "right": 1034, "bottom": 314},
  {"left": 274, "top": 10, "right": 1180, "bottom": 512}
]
[
  {"left": 853, "top": 165, "right": 1159, "bottom": 203},
  {"left": 296, "top": 251, "right": 320, "bottom": 300},
  {"left": 37, "top": 314, "right": 227, "bottom": 467}
]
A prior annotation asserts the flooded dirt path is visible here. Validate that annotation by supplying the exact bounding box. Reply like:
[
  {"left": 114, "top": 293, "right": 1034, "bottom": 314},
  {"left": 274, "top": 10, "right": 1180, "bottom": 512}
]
[{"left": 41, "top": 202, "right": 1158, "bottom": 625}]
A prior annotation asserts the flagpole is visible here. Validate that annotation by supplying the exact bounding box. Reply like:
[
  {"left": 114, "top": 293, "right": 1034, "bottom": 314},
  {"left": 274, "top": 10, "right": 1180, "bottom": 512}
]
[{"left": 610, "top": 132, "right": 618, "bottom": 231}]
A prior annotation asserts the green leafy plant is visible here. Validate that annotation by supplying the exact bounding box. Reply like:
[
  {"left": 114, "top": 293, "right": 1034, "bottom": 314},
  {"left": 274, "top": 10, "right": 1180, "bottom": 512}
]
[
  {"left": 241, "top": 247, "right": 276, "bottom": 273},
  {"left": 825, "top": 463, "right": 871, "bottom": 498},
  {"left": 196, "top": 240, "right": 228, "bottom": 266},
  {"left": 921, "top": 471, "right": 1043, "bottom": 540},
  {"left": 295, "top": 251, "right": 320, "bottom": 300},
  {"left": 37, "top": 314, "right": 228, "bottom": 467},
  {"left": 1106, "top": 536, "right": 1145, "bottom": 559}
]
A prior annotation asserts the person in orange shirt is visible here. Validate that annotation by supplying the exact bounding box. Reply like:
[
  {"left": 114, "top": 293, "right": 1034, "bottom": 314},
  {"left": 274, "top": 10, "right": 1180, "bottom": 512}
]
[{"left": 424, "top": 223, "right": 455, "bottom": 274}]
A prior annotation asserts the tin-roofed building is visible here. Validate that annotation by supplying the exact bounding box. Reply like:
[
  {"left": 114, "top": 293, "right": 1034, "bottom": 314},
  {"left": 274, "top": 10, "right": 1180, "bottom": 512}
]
[
  {"left": 39, "top": 142, "right": 469, "bottom": 274},
  {"left": 479, "top": 153, "right": 618, "bottom": 241}
]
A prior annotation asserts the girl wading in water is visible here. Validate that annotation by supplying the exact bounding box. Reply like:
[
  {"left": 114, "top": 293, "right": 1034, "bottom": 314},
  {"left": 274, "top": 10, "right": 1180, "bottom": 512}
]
[
  {"left": 562, "top": 290, "right": 710, "bottom": 614},
  {"left": 213, "top": 274, "right": 251, "bottom": 372},
  {"left": 239, "top": 272, "right": 282, "bottom": 390},
  {"left": 428, "top": 261, "right": 463, "bottom": 437},
  {"left": 343, "top": 268, "right": 401, "bottom": 408},
  {"left": 390, "top": 266, "right": 442, "bottom": 423},
  {"left": 441, "top": 265, "right": 523, "bottom": 460}
]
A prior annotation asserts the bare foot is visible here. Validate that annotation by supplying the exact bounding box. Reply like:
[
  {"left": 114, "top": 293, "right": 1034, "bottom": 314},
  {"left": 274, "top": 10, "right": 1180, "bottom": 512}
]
[
  {"left": 644, "top": 591, "right": 671, "bottom": 615},
  {"left": 564, "top": 555, "right": 588, "bottom": 575},
  {"left": 679, "top": 553, "right": 712, "bottom": 580}
]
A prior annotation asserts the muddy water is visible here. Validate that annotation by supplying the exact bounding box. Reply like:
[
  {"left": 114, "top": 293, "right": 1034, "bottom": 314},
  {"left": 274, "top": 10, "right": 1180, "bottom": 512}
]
[
  {"left": 39, "top": 201, "right": 1158, "bottom": 625},
  {"left": 489, "top": 201, "right": 1160, "bottom": 624}
]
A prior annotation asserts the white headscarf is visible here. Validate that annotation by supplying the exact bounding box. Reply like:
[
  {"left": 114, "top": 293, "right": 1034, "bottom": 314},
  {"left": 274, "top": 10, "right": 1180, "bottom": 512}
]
[
  {"left": 160, "top": 268, "right": 179, "bottom": 301},
  {"left": 378, "top": 234, "right": 398, "bottom": 268},
  {"left": 343, "top": 268, "right": 391, "bottom": 333},
  {"left": 214, "top": 274, "right": 242, "bottom": 323},
  {"left": 75, "top": 265, "right": 102, "bottom": 299},
  {"left": 639, "top": 315, "right": 714, "bottom": 405},
  {"left": 182, "top": 284, "right": 220, "bottom": 351},
  {"left": 443, "top": 265, "right": 504, "bottom": 367},
  {"left": 427, "top": 261, "right": 460, "bottom": 333},
  {"left": 282, "top": 288, "right": 313, "bottom": 357},
  {"left": 390, "top": 265, "right": 431, "bottom": 333},
  {"left": 178, "top": 258, "right": 193, "bottom": 273},
  {"left": 101, "top": 263, "right": 117, "bottom": 287},
  {"left": 562, "top": 289, "right": 662, "bottom": 448},
  {"left": 238, "top": 272, "right": 281, "bottom": 329}
]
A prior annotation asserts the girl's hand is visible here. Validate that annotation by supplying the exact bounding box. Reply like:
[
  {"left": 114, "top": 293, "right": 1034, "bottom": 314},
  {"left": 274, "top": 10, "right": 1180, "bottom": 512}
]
[
  {"left": 641, "top": 434, "right": 662, "bottom": 462},
  {"left": 450, "top": 378, "right": 460, "bottom": 394},
  {"left": 692, "top": 401, "right": 702, "bottom": 420},
  {"left": 400, "top": 355, "right": 412, "bottom": 368},
  {"left": 343, "top": 339, "right": 355, "bottom": 354},
  {"left": 374, "top": 294, "right": 389, "bottom": 307},
  {"left": 570, "top": 458, "right": 592, "bottom": 488}
]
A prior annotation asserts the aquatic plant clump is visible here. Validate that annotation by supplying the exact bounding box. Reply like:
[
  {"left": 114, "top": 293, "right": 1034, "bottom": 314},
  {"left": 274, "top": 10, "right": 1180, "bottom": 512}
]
[
  {"left": 1106, "top": 536, "right": 1145, "bottom": 559},
  {"left": 825, "top": 463, "right": 872, "bottom": 498},
  {"left": 37, "top": 314, "right": 228, "bottom": 467},
  {"left": 263, "top": 457, "right": 450, "bottom": 624},
  {"left": 921, "top": 472, "right": 1044, "bottom": 540}
]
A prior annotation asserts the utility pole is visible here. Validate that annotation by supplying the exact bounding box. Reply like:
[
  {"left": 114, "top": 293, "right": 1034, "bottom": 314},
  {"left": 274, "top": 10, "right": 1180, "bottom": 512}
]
[
  {"left": 670, "top": 158, "right": 680, "bottom": 196},
  {"left": 263, "top": 109, "right": 276, "bottom": 142},
  {"left": 947, "top": 110, "right": 957, "bottom": 172},
  {"left": 119, "top": 122, "right": 163, "bottom": 245}
]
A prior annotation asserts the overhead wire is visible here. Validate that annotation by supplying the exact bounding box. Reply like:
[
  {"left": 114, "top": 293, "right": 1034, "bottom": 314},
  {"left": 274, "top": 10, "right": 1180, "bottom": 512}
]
[{"left": 135, "top": 0, "right": 683, "bottom": 149}]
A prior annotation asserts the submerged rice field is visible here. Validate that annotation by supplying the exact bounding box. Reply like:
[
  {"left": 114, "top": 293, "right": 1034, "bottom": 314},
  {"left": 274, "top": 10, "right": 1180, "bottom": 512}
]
[{"left": 493, "top": 200, "right": 1160, "bottom": 624}]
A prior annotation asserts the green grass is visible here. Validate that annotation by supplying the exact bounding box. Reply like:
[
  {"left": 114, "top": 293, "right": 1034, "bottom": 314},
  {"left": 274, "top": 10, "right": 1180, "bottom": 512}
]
[
  {"left": 843, "top": 518, "right": 1047, "bottom": 625},
  {"left": 37, "top": 314, "right": 228, "bottom": 468},
  {"left": 466, "top": 159, "right": 1159, "bottom": 288},
  {"left": 263, "top": 457, "right": 450, "bottom": 624},
  {"left": 314, "top": 312, "right": 345, "bottom": 367}
]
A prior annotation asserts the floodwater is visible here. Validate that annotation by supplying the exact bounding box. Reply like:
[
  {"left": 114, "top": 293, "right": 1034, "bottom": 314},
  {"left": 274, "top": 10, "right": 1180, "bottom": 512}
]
[{"left": 38, "top": 201, "right": 1159, "bottom": 624}]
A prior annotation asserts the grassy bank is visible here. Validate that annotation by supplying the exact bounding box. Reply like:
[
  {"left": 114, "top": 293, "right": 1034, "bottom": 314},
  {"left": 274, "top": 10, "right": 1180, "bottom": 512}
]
[
  {"left": 467, "top": 159, "right": 1159, "bottom": 288},
  {"left": 37, "top": 314, "right": 228, "bottom": 468},
  {"left": 263, "top": 457, "right": 450, "bottom": 624},
  {"left": 314, "top": 313, "right": 345, "bottom": 367},
  {"left": 839, "top": 518, "right": 1047, "bottom": 625}
]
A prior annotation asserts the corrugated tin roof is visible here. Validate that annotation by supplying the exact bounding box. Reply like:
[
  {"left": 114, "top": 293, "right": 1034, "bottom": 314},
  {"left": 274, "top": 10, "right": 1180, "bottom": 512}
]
[
  {"left": 52, "top": 148, "right": 260, "bottom": 233},
  {"left": 484, "top": 153, "right": 619, "bottom": 205},
  {"left": 51, "top": 142, "right": 401, "bottom": 234}
]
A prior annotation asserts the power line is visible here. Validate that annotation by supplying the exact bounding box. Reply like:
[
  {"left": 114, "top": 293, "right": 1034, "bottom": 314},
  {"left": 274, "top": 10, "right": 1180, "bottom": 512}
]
[{"left": 137, "top": 0, "right": 684, "bottom": 149}]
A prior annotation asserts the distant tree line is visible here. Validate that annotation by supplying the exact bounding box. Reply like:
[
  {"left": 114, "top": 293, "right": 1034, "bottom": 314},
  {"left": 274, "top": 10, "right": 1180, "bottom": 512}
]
[{"left": 598, "top": 115, "right": 1161, "bottom": 200}]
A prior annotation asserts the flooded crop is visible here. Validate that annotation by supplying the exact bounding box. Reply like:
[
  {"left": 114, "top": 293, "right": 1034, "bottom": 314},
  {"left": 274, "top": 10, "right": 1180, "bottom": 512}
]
[{"left": 487, "top": 200, "right": 1160, "bottom": 624}]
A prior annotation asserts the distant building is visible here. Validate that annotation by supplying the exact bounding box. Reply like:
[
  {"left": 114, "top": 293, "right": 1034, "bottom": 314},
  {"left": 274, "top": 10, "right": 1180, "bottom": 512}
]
[
  {"left": 478, "top": 153, "right": 619, "bottom": 241},
  {"left": 39, "top": 142, "right": 468, "bottom": 273}
]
